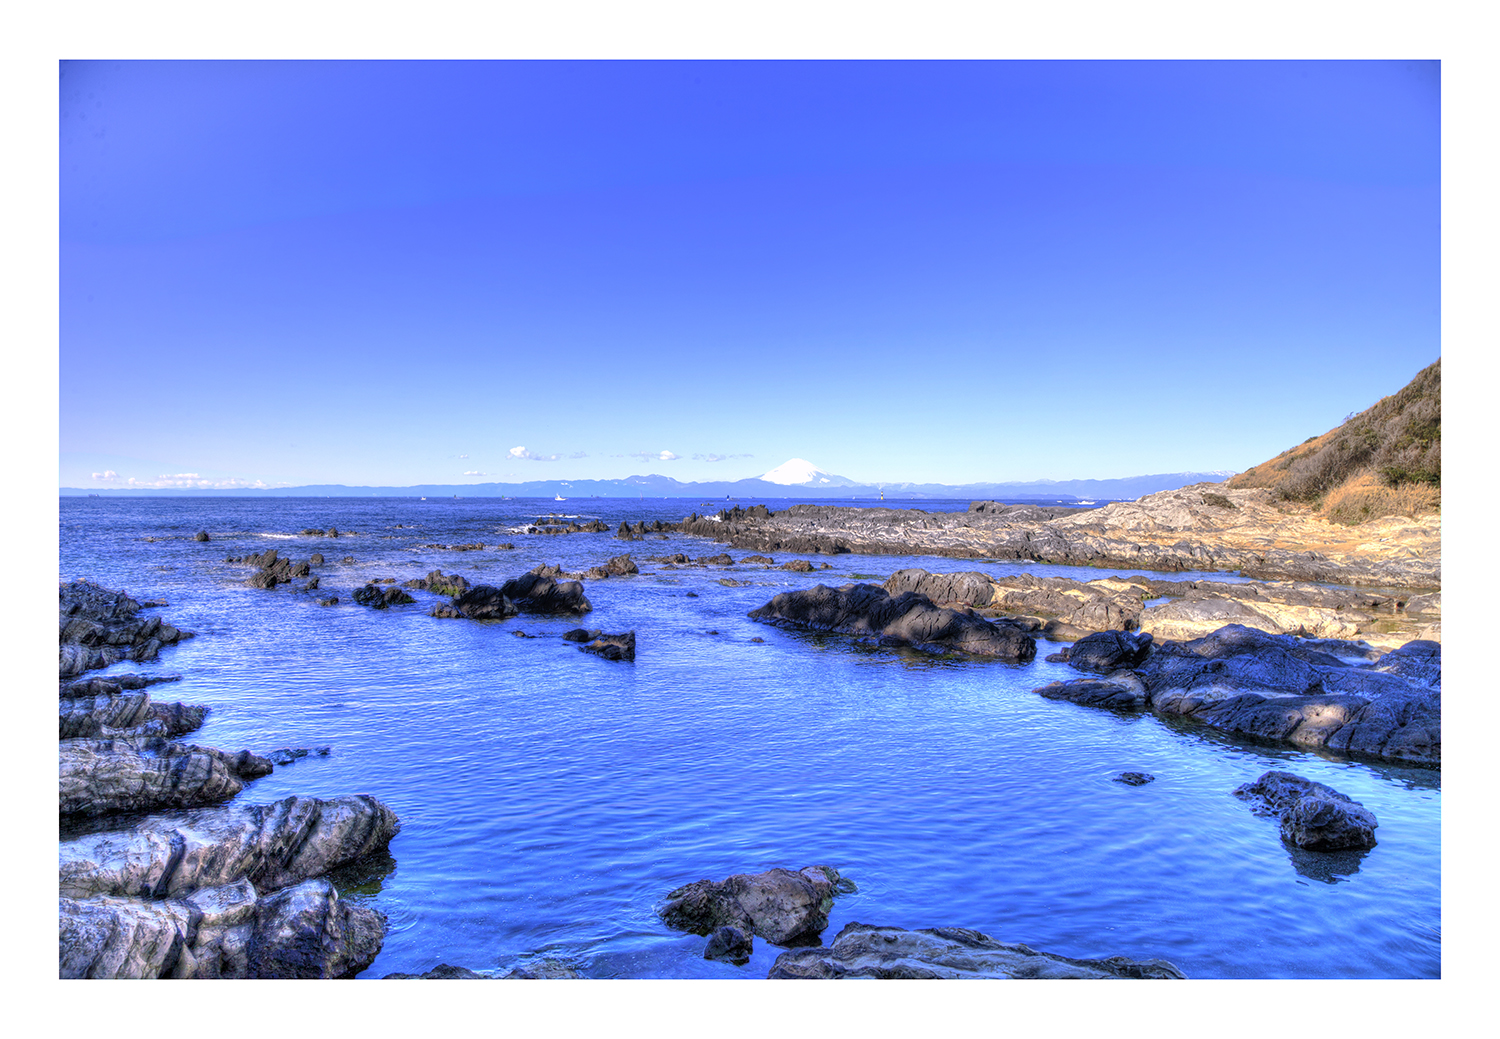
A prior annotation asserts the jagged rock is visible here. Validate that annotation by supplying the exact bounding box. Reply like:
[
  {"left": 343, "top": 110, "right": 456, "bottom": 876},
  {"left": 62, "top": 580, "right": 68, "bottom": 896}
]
[
  {"left": 582, "top": 632, "right": 635, "bottom": 661},
  {"left": 447, "top": 585, "right": 519, "bottom": 620},
  {"left": 59, "top": 738, "right": 272, "bottom": 817},
  {"left": 750, "top": 584, "right": 1036, "bottom": 662},
  {"left": 246, "top": 879, "right": 386, "bottom": 979},
  {"left": 740, "top": 555, "right": 776, "bottom": 565},
  {"left": 1233, "top": 771, "right": 1379, "bottom": 850},
  {"left": 59, "top": 683, "right": 207, "bottom": 741},
  {"left": 353, "top": 583, "right": 415, "bottom": 608},
  {"left": 562, "top": 628, "right": 597, "bottom": 642},
  {"left": 59, "top": 581, "right": 194, "bottom": 679},
  {"left": 1042, "top": 624, "right": 1440, "bottom": 765},
  {"left": 59, "top": 876, "right": 384, "bottom": 979},
  {"left": 766, "top": 923, "right": 1187, "bottom": 979},
  {"left": 659, "top": 865, "right": 852, "bottom": 948},
  {"left": 59, "top": 794, "right": 402, "bottom": 901},
  {"left": 498, "top": 569, "right": 592, "bottom": 615},
  {"left": 1113, "top": 772, "right": 1155, "bottom": 785},
  {"left": 883, "top": 569, "right": 996, "bottom": 607}
]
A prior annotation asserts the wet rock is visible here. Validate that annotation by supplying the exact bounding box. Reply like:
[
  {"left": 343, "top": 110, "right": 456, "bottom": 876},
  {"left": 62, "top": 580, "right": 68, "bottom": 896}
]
[
  {"left": 194, "top": 531, "right": 210, "bottom": 542},
  {"left": 59, "top": 874, "right": 385, "bottom": 980},
  {"left": 750, "top": 584, "right": 1036, "bottom": 662},
  {"left": 766, "top": 923, "right": 1187, "bottom": 979},
  {"left": 704, "top": 925, "right": 754, "bottom": 965},
  {"left": 245, "top": 879, "right": 386, "bottom": 979},
  {"left": 59, "top": 681, "right": 207, "bottom": 741},
  {"left": 309, "top": 553, "right": 325, "bottom": 566},
  {"left": 406, "top": 569, "right": 470, "bottom": 596},
  {"left": 384, "top": 963, "right": 486, "bottom": 979},
  {"left": 59, "top": 738, "right": 272, "bottom": 817},
  {"left": 59, "top": 581, "right": 196, "bottom": 679},
  {"left": 659, "top": 864, "right": 851, "bottom": 948},
  {"left": 446, "top": 585, "right": 519, "bottom": 620},
  {"left": 501, "top": 958, "right": 583, "bottom": 979},
  {"left": 698, "top": 554, "right": 734, "bottom": 566},
  {"left": 1113, "top": 772, "right": 1156, "bottom": 785},
  {"left": 1035, "top": 674, "right": 1149, "bottom": 710},
  {"left": 740, "top": 555, "right": 776, "bottom": 565},
  {"left": 353, "top": 583, "right": 415, "bottom": 608},
  {"left": 266, "top": 746, "right": 332, "bottom": 766},
  {"left": 1233, "top": 770, "right": 1379, "bottom": 850},
  {"left": 59, "top": 794, "right": 402, "bottom": 901},
  {"left": 318, "top": 597, "right": 339, "bottom": 607},
  {"left": 1063, "top": 630, "right": 1155, "bottom": 673},
  {"left": 582, "top": 632, "right": 635, "bottom": 661},
  {"left": 584, "top": 554, "right": 640, "bottom": 580},
  {"left": 719, "top": 578, "right": 749, "bottom": 587},
  {"left": 499, "top": 568, "right": 592, "bottom": 615},
  {"left": 782, "top": 560, "right": 815, "bottom": 572},
  {"left": 562, "top": 628, "right": 597, "bottom": 642}
]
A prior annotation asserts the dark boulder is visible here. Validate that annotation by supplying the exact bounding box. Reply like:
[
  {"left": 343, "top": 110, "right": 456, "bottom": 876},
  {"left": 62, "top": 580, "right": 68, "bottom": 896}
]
[
  {"left": 1064, "top": 630, "right": 1154, "bottom": 673},
  {"left": 1113, "top": 772, "right": 1156, "bottom": 785},
  {"left": 882, "top": 569, "right": 996, "bottom": 608},
  {"left": 1035, "top": 674, "right": 1149, "bottom": 710},
  {"left": 448, "top": 585, "right": 519, "bottom": 620},
  {"left": 562, "top": 628, "right": 596, "bottom": 642},
  {"left": 194, "top": 531, "right": 210, "bottom": 542},
  {"left": 1233, "top": 770, "right": 1379, "bottom": 850},
  {"left": 750, "top": 583, "right": 1035, "bottom": 662},
  {"left": 499, "top": 569, "right": 592, "bottom": 615},
  {"left": 782, "top": 560, "right": 815, "bottom": 572}
]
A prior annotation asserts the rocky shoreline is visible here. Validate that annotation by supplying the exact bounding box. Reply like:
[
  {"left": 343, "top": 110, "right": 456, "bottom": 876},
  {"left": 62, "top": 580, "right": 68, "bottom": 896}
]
[
  {"left": 59, "top": 480, "right": 1440, "bottom": 976},
  {"left": 58, "top": 580, "right": 403, "bottom": 979},
  {"left": 678, "top": 485, "right": 1440, "bottom": 590}
]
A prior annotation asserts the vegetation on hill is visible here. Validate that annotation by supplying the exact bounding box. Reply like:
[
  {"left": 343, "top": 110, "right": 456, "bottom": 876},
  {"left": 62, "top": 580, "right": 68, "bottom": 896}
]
[{"left": 1226, "top": 359, "right": 1440, "bottom": 525}]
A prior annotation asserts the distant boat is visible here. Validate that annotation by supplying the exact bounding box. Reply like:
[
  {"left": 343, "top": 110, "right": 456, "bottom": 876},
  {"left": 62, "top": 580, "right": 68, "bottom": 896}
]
[
  {"left": 420, "top": 497, "right": 426, "bottom": 501},
  {"left": 555, "top": 494, "right": 566, "bottom": 501}
]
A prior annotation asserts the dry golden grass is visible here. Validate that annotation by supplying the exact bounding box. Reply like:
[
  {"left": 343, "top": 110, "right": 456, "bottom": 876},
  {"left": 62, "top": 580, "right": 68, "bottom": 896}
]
[
  {"left": 1227, "top": 359, "right": 1440, "bottom": 523},
  {"left": 1321, "top": 471, "right": 1441, "bottom": 526}
]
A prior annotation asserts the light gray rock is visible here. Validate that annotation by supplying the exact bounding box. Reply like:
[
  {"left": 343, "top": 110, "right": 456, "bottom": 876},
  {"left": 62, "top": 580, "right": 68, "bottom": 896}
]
[
  {"left": 767, "top": 923, "right": 1187, "bottom": 979},
  {"left": 59, "top": 794, "right": 402, "bottom": 900},
  {"left": 659, "top": 864, "right": 853, "bottom": 948},
  {"left": 59, "top": 738, "right": 271, "bottom": 817}
]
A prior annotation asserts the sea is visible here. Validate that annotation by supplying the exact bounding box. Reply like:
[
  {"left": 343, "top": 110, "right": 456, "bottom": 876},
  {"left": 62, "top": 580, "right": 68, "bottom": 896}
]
[{"left": 57, "top": 495, "right": 1441, "bottom": 979}]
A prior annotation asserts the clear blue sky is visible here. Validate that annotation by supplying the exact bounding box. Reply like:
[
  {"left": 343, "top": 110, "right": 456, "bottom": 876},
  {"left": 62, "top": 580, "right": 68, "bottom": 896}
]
[{"left": 59, "top": 59, "right": 1439, "bottom": 490}]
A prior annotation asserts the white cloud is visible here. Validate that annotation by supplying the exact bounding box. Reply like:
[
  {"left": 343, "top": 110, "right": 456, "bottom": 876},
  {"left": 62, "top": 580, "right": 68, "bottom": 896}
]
[
  {"left": 459, "top": 454, "right": 469, "bottom": 458},
  {"left": 630, "top": 450, "right": 678, "bottom": 461},
  {"left": 91, "top": 470, "right": 119, "bottom": 481},
  {"left": 116, "top": 474, "right": 282, "bottom": 489},
  {"left": 463, "top": 470, "right": 485, "bottom": 476},
  {"left": 693, "top": 453, "right": 753, "bottom": 463},
  {"left": 509, "top": 446, "right": 560, "bottom": 462}
]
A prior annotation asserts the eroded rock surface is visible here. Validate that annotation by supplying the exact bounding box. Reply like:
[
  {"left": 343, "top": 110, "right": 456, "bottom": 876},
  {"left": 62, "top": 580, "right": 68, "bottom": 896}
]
[
  {"left": 59, "top": 581, "right": 195, "bottom": 679},
  {"left": 749, "top": 584, "right": 1036, "bottom": 662},
  {"left": 59, "top": 739, "right": 272, "bottom": 817},
  {"left": 766, "top": 923, "right": 1186, "bottom": 979},
  {"left": 1036, "top": 624, "right": 1439, "bottom": 765},
  {"left": 659, "top": 865, "right": 853, "bottom": 952},
  {"left": 499, "top": 568, "right": 593, "bottom": 615},
  {"left": 1233, "top": 770, "right": 1379, "bottom": 850},
  {"left": 582, "top": 631, "right": 636, "bottom": 661}
]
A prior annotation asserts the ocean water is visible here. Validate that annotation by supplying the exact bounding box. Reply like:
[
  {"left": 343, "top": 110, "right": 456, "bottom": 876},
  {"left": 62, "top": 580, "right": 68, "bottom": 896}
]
[{"left": 57, "top": 496, "right": 1440, "bottom": 979}]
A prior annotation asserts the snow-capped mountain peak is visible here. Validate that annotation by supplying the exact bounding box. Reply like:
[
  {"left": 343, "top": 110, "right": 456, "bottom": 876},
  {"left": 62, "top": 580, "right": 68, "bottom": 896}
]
[{"left": 758, "top": 458, "right": 851, "bottom": 486}]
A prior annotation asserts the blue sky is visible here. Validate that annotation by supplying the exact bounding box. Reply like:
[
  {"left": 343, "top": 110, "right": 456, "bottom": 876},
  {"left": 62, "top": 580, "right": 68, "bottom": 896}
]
[{"left": 59, "top": 59, "right": 1440, "bottom": 490}]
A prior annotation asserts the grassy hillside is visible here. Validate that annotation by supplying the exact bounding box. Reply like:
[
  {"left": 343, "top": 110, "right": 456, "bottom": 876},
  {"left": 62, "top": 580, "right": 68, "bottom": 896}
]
[{"left": 1226, "top": 359, "right": 1440, "bottom": 525}]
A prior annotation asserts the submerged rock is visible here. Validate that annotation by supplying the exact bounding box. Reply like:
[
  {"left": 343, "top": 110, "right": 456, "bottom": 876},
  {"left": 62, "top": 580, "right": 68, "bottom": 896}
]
[
  {"left": 749, "top": 584, "right": 1036, "bottom": 662},
  {"left": 582, "top": 631, "right": 635, "bottom": 661},
  {"left": 766, "top": 923, "right": 1187, "bottom": 979},
  {"left": 1233, "top": 770, "right": 1379, "bottom": 851}
]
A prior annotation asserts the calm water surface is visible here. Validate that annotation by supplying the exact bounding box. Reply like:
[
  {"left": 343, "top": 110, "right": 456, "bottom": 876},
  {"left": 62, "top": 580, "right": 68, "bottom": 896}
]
[{"left": 58, "top": 496, "right": 1440, "bottom": 979}]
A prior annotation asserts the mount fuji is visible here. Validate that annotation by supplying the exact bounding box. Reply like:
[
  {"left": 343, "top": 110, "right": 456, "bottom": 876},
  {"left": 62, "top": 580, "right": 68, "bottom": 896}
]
[{"left": 757, "top": 459, "right": 862, "bottom": 488}]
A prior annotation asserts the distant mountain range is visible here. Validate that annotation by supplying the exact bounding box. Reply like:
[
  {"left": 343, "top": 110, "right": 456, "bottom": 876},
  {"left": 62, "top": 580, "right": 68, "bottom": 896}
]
[{"left": 63, "top": 459, "right": 1237, "bottom": 501}]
